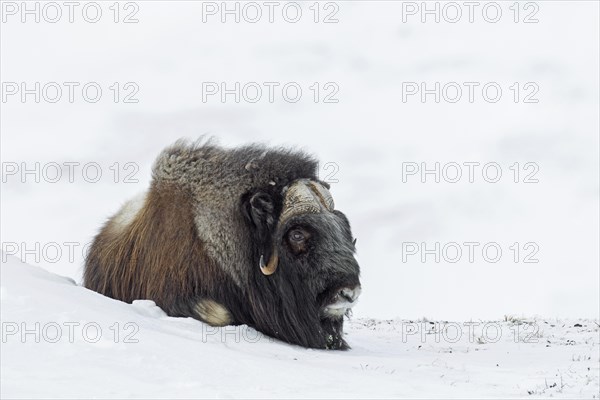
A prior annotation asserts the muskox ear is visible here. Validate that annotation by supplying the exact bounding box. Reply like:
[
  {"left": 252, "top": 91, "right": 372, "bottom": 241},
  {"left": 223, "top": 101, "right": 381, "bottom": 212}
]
[{"left": 242, "top": 191, "right": 276, "bottom": 238}]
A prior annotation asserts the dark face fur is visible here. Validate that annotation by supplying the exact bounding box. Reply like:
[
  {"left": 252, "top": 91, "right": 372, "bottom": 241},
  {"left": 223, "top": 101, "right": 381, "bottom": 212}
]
[{"left": 243, "top": 182, "right": 361, "bottom": 349}]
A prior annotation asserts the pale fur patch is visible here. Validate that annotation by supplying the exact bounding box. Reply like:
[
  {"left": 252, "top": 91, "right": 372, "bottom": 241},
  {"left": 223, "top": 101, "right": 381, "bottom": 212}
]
[
  {"left": 108, "top": 192, "right": 147, "bottom": 235},
  {"left": 194, "top": 299, "right": 232, "bottom": 326}
]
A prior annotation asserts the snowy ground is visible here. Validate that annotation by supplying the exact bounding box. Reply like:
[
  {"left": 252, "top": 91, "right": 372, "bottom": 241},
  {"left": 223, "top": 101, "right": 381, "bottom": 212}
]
[{"left": 2, "top": 256, "right": 598, "bottom": 399}]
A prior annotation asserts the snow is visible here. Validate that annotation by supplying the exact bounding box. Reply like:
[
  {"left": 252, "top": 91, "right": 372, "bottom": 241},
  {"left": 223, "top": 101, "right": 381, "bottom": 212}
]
[
  {"left": 2, "top": 255, "right": 598, "bottom": 398},
  {"left": 1, "top": 0, "right": 599, "bottom": 397}
]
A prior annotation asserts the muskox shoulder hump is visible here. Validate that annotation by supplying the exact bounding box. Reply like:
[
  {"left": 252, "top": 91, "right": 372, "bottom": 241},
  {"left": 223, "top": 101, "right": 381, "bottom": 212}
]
[{"left": 151, "top": 139, "right": 319, "bottom": 191}]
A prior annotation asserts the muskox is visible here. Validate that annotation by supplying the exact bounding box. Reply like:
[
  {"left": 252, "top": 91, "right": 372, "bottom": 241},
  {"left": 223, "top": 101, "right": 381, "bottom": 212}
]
[{"left": 84, "top": 140, "right": 361, "bottom": 349}]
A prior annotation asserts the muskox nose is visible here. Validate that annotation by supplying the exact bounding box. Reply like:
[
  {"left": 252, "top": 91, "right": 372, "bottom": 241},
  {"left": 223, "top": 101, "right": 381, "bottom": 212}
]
[
  {"left": 339, "top": 286, "right": 361, "bottom": 303},
  {"left": 323, "top": 285, "right": 361, "bottom": 319}
]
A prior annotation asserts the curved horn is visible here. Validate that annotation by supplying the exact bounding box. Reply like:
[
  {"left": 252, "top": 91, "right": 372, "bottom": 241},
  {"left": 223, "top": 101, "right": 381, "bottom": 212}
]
[
  {"left": 259, "top": 252, "right": 279, "bottom": 275},
  {"left": 308, "top": 181, "right": 334, "bottom": 211},
  {"left": 279, "top": 180, "right": 334, "bottom": 224}
]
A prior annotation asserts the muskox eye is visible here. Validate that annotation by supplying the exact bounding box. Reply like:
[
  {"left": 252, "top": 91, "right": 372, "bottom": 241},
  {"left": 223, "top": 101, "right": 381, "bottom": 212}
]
[
  {"left": 287, "top": 228, "right": 310, "bottom": 255},
  {"left": 289, "top": 229, "right": 306, "bottom": 242}
]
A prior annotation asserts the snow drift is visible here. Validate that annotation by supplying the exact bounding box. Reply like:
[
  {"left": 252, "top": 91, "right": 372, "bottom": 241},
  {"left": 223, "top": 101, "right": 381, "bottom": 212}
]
[{"left": 1, "top": 255, "right": 598, "bottom": 398}]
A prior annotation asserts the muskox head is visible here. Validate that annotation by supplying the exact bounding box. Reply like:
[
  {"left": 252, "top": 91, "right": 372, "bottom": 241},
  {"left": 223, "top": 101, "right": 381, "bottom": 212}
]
[{"left": 243, "top": 179, "right": 361, "bottom": 349}]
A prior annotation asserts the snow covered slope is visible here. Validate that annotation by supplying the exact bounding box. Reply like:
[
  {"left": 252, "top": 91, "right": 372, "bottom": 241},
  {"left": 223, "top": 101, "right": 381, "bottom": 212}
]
[{"left": 2, "top": 255, "right": 598, "bottom": 398}]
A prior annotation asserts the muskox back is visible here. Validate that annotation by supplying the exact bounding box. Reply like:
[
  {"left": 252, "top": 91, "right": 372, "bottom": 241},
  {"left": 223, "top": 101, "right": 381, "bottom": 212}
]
[{"left": 84, "top": 140, "right": 318, "bottom": 319}]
